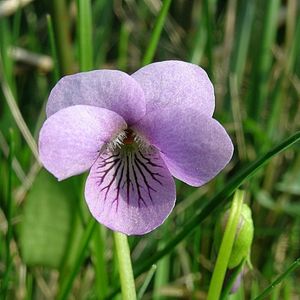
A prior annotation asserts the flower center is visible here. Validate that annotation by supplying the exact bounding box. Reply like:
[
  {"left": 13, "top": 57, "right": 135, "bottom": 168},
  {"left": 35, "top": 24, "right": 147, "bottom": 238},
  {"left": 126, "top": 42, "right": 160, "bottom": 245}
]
[
  {"left": 106, "top": 128, "right": 149, "bottom": 154},
  {"left": 123, "top": 129, "right": 135, "bottom": 145}
]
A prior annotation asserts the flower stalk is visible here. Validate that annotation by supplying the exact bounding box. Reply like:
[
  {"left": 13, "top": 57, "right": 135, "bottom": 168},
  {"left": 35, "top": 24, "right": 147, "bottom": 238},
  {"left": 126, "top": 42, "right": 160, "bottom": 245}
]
[{"left": 114, "top": 231, "right": 137, "bottom": 300}]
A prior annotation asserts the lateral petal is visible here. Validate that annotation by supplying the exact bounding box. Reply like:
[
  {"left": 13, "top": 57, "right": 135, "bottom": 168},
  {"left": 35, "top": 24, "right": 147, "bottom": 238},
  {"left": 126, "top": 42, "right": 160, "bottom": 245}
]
[
  {"left": 39, "top": 105, "right": 126, "bottom": 180},
  {"left": 133, "top": 109, "right": 233, "bottom": 186}
]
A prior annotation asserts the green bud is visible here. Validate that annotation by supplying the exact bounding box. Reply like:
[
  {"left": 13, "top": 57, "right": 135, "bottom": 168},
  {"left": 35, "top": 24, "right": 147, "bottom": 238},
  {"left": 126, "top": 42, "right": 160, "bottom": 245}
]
[{"left": 215, "top": 204, "right": 254, "bottom": 269}]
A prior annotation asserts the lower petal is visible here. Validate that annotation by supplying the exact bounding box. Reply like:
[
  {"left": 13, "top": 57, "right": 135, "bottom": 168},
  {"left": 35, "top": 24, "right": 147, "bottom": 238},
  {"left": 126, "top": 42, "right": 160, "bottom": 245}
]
[
  {"left": 39, "top": 105, "right": 126, "bottom": 180},
  {"left": 84, "top": 148, "right": 176, "bottom": 235}
]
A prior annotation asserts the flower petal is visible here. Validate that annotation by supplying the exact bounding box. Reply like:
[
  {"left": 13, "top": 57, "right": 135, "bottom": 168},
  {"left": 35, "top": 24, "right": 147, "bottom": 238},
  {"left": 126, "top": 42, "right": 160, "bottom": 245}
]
[
  {"left": 133, "top": 110, "right": 233, "bottom": 186},
  {"left": 85, "top": 148, "right": 176, "bottom": 235},
  {"left": 39, "top": 105, "right": 127, "bottom": 180},
  {"left": 131, "top": 60, "right": 215, "bottom": 116},
  {"left": 46, "top": 70, "right": 146, "bottom": 124}
]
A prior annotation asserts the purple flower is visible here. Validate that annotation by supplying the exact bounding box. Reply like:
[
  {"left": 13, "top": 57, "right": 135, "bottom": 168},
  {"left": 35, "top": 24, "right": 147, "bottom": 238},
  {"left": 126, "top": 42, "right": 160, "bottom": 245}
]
[{"left": 38, "top": 60, "right": 233, "bottom": 235}]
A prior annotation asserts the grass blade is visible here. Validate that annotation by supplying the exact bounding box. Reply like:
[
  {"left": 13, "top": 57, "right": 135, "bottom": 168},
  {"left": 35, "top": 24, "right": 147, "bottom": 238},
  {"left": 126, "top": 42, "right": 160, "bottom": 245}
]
[
  {"left": 77, "top": 0, "right": 93, "bottom": 71},
  {"left": 46, "top": 14, "right": 59, "bottom": 82},
  {"left": 91, "top": 226, "right": 108, "bottom": 300},
  {"left": 57, "top": 219, "right": 97, "bottom": 300},
  {"left": 0, "top": 69, "right": 40, "bottom": 163},
  {"left": 202, "top": 0, "right": 215, "bottom": 77},
  {"left": 189, "top": 2, "right": 207, "bottom": 64},
  {"left": 254, "top": 258, "right": 300, "bottom": 300},
  {"left": 229, "top": 0, "right": 255, "bottom": 87},
  {"left": 137, "top": 265, "right": 157, "bottom": 300},
  {"left": 118, "top": 23, "right": 130, "bottom": 71},
  {"left": 248, "top": 0, "right": 280, "bottom": 119},
  {"left": 1, "top": 129, "right": 14, "bottom": 297},
  {"left": 142, "top": 0, "right": 172, "bottom": 66},
  {"left": 51, "top": 0, "right": 74, "bottom": 75}
]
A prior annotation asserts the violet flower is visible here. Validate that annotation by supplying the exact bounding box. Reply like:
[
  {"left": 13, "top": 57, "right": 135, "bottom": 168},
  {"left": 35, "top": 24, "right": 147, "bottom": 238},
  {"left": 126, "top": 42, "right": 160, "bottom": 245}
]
[{"left": 38, "top": 60, "right": 233, "bottom": 235}]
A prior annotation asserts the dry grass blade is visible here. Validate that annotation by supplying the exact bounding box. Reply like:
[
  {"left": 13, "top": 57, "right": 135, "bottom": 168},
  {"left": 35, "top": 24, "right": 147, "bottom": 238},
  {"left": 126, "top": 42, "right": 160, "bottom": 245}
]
[
  {"left": 0, "top": 0, "right": 33, "bottom": 17},
  {"left": 9, "top": 47, "right": 53, "bottom": 72},
  {"left": 15, "top": 161, "right": 42, "bottom": 204},
  {"left": 0, "top": 73, "right": 41, "bottom": 164}
]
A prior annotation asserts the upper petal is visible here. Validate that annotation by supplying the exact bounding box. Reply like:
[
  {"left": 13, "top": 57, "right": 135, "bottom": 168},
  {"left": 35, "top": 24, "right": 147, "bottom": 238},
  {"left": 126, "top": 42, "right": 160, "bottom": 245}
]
[
  {"left": 131, "top": 60, "right": 215, "bottom": 116},
  {"left": 46, "top": 70, "right": 146, "bottom": 125},
  {"left": 39, "top": 105, "right": 127, "bottom": 180},
  {"left": 133, "top": 110, "right": 233, "bottom": 186},
  {"left": 85, "top": 148, "right": 176, "bottom": 235}
]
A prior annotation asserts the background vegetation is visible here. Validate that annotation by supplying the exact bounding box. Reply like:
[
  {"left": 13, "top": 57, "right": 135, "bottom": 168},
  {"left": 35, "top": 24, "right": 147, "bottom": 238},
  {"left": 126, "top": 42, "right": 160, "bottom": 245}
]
[{"left": 1, "top": 0, "right": 300, "bottom": 299}]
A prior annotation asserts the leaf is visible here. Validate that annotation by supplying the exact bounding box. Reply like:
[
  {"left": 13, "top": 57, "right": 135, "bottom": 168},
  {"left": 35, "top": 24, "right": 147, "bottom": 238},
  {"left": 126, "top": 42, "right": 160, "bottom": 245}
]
[{"left": 19, "top": 169, "right": 75, "bottom": 269}]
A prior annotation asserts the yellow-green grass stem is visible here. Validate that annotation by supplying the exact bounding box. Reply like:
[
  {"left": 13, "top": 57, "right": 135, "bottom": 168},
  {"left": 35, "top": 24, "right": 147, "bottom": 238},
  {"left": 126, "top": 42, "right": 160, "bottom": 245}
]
[{"left": 207, "top": 189, "right": 244, "bottom": 300}]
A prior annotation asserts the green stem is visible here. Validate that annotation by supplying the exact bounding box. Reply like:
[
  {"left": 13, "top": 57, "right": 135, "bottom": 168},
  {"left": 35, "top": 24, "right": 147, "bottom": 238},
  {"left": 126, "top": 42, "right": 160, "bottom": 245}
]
[
  {"left": 142, "top": 0, "right": 172, "bottom": 66},
  {"left": 113, "top": 231, "right": 136, "bottom": 300},
  {"left": 220, "top": 259, "right": 245, "bottom": 299},
  {"left": 207, "top": 190, "right": 244, "bottom": 300}
]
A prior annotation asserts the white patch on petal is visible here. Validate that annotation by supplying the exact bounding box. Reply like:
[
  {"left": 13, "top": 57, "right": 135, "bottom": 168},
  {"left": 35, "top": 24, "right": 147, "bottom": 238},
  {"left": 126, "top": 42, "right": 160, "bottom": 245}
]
[
  {"left": 106, "top": 130, "right": 127, "bottom": 152},
  {"left": 104, "top": 128, "right": 151, "bottom": 154}
]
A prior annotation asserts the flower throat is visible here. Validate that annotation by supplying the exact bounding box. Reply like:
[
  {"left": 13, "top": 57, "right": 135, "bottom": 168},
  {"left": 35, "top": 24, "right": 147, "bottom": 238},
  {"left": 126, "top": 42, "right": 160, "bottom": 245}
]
[{"left": 106, "top": 128, "right": 150, "bottom": 154}]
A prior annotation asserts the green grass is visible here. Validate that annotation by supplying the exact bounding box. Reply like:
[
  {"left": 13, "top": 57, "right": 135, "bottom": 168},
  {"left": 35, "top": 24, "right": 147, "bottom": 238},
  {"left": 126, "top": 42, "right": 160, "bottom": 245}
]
[{"left": 1, "top": 1, "right": 300, "bottom": 299}]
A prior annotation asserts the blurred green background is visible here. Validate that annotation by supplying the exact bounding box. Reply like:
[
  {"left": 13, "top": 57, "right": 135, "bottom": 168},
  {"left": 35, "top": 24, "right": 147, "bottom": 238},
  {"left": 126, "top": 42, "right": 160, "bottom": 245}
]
[{"left": 1, "top": 0, "right": 300, "bottom": 299}]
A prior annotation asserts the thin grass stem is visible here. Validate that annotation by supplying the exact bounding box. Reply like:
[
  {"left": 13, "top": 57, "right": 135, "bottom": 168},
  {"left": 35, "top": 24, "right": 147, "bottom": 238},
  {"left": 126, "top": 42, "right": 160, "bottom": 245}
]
[
  {"left": 118, "top": 23, "right": 129, "bottom": 71},
  {"left": 92, "top": 226, "right": 108, "bottom": 300},
  {"left": 137, "top": 265, "right": 157, "bottom": 300},
  {"left": 1, "top": 129, "right": 14, "bottom": 297},
  {"left": 51, "top": 0, "right": 74, "bottom": 75},
  {"left": 254, "top": 258, "right": 300, "bottom": 300},
  {"left": 46, "top": 14, "right": 59, "bottom": 82},
  {"left": 142, "top": 0, "right": 172, "bottom": 66},
  {"left": 0, "top": 71, "right": 40, "bottom": 163},
  {"left": 77, "top": 0, "right": 93, "bottom": 71}
]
